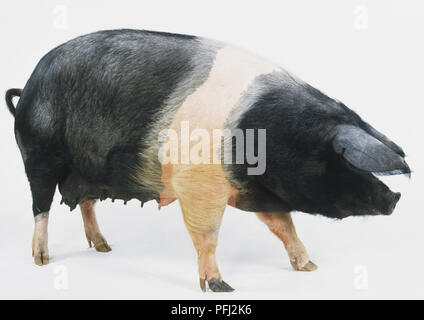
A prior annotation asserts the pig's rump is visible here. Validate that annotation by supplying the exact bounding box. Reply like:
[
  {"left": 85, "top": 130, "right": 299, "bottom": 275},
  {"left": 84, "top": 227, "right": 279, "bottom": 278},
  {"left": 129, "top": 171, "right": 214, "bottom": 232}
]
[{"left": 14, "top": 30, "right": 215, "bottom": 210}]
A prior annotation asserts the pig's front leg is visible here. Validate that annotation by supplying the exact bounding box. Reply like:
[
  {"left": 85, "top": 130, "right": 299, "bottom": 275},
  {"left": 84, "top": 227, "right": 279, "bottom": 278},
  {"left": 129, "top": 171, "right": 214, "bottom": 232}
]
[
  {"left": 256, "top": 212, "right": 317, "bottom": 271},
  {"left": 80, "top": 200, "right": 111, "bottom": 252},
  {"left": 173, "top": 166, "right": 234, "bottom": 292},
  {"left": 32, "top": 212, "right": 50, "bottom": 265}
]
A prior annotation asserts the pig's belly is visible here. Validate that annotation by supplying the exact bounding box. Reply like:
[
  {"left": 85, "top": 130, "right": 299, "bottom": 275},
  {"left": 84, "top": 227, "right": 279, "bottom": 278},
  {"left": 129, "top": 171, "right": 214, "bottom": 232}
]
[{"left": 58, "top": 168, "right": 154, "bottom": 210}]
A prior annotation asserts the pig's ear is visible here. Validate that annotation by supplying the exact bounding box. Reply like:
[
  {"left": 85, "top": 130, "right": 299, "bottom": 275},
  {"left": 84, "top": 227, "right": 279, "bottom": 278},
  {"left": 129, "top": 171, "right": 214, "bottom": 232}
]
[{"left": 332, "top": 125, "right": 410, "bottom": 174}]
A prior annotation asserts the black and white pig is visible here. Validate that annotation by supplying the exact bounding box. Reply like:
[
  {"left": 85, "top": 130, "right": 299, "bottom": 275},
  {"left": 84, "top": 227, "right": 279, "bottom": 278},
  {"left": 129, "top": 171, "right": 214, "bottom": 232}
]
[{"left": 6, "top": 29, "right": 410, "bottom": 292}]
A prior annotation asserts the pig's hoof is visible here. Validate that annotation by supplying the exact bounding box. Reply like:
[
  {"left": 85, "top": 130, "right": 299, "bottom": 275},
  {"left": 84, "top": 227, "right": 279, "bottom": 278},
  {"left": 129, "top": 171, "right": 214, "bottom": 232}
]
[
  {"left": 95, "top": 239, "right": 111, "bottom": 252},
  {"left": 290, "top": 260, "right": 318, "bottom": 272},
  {"left": 88, "top": 233, "right": 112, "bottom": 252},
  {"left": 201, "top": 278, "right": 235, "bottom": 292},
  {"left": 33, "top": 249, "right": 50, "bottom": 266}
]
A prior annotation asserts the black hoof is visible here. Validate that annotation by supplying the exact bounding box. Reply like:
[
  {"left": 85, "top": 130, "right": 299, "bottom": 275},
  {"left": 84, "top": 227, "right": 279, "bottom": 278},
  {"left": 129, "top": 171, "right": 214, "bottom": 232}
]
[{"left": 205, "top": 278, "right": 234, "bottom": 292}]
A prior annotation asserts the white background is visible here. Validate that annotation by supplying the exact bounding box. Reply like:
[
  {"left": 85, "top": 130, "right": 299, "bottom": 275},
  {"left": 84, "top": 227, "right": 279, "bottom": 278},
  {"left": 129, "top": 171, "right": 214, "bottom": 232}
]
[{"left": 0, "top": 0, "right": 423, "bottom": 299}]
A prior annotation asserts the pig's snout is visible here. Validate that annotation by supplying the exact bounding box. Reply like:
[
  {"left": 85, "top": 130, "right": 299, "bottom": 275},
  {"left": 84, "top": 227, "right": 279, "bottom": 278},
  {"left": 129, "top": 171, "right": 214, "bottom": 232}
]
[{"left": 382, "top": 192, "right": 401, "bottom": 215}]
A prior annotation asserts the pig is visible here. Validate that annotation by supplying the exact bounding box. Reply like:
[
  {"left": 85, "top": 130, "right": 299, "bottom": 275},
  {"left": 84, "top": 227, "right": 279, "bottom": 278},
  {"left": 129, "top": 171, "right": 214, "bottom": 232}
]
[{"left": 5, "top": 29, "right": 410, "bottom": 292}]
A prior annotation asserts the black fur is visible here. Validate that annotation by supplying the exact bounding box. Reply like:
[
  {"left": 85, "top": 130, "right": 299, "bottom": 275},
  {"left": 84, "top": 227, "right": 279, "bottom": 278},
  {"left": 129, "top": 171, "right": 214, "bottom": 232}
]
[
  {"left": 12, "top": 29, "right": 213, "bottom": 215},
  {"left": 229, "top": 71, "right": 409, "bottom": 219}
]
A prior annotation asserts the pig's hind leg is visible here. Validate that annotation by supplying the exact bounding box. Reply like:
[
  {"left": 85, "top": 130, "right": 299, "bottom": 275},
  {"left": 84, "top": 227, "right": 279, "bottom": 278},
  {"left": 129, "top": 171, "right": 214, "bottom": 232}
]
[
  {"left": 172, "top": 166, "right": 234, "bottom": 292},
  {"left": 79, "top": 200, "right": 111, "bottom": 252},
  {"left": 256, "top": 212, "right": 317, "bottom": 271},
  {"left": 25, "top": 156, "right": 62, "bottom": 266},
  {"left": 32, "top": 212, "right": 49, "bottom": 266}
]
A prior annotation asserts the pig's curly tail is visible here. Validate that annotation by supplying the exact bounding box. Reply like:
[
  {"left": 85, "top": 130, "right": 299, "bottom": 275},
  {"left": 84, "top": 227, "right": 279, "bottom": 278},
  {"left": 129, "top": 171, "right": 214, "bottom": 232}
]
[{"left": 5, "top": 88, "right": 22, "bottom": 117}]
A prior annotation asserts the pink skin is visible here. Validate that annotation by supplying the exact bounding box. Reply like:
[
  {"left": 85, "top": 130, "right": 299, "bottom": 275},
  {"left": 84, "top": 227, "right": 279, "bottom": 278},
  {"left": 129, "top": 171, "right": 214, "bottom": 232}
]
[
  {"left": 80, "top": 200, "right": 111, "bottom": 252},
  {"left": 32, "top": 212, "right": 49, "bottom": 266}
]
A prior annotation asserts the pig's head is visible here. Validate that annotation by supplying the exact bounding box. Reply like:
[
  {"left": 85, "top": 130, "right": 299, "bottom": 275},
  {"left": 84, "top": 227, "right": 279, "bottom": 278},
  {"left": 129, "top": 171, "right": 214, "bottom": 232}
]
[
  {"left": 242, "top": 76, "right": 410, "bottom": 219},
  {"left": 325, "top": 123, "right": 406, "bottom": 217},
  {"left": 268, "top": 100, "right": 410, "bottom": 219}
]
